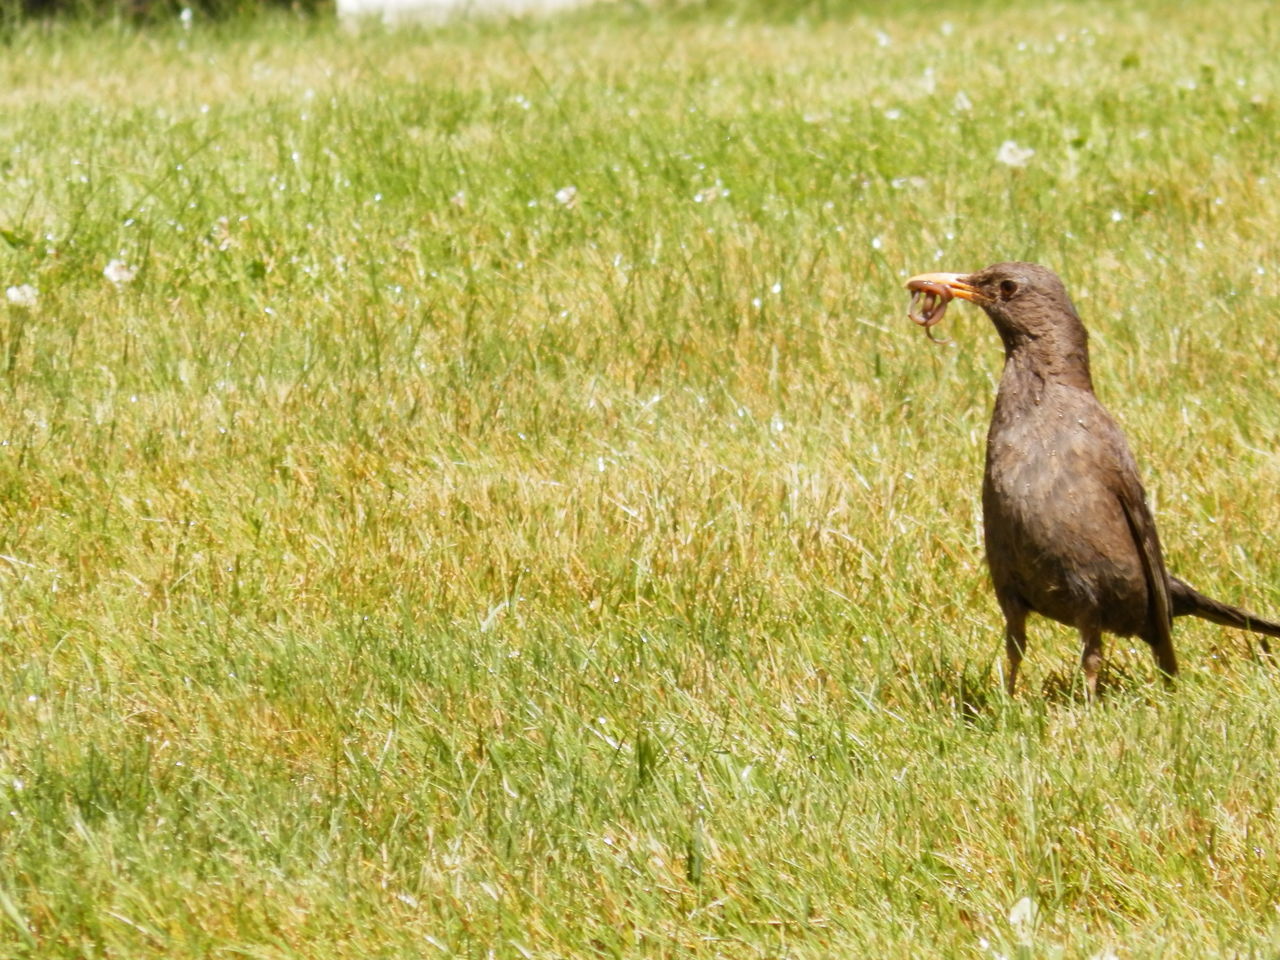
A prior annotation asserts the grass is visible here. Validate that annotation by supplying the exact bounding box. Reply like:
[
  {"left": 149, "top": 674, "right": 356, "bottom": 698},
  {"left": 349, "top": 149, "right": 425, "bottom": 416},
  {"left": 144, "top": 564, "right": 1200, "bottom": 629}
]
[{"left": 1, "top": 0, "right": 1280, "bottom": 955}]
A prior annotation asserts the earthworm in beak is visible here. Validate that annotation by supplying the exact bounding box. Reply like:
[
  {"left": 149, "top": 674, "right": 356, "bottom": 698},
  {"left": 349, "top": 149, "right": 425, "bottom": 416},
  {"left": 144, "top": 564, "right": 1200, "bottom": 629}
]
[
  {"left": 907, "top": 280, "right": 954, "bottom": 343},
  {"left": 904, "top": 272, "right": 985, "bottom": 343}
]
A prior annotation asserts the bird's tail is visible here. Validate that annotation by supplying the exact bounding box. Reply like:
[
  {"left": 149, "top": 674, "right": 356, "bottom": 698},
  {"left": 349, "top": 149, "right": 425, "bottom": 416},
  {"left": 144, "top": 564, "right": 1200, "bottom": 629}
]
[{"left": 1170, "top": 576, "right": 1280, "bottom": 655}]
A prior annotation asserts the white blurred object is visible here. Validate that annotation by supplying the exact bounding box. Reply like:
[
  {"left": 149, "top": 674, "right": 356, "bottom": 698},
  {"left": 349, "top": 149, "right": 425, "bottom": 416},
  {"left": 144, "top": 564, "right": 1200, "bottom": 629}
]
[{"left": 337, "top": 0, "right": 604, "bottom": 25}]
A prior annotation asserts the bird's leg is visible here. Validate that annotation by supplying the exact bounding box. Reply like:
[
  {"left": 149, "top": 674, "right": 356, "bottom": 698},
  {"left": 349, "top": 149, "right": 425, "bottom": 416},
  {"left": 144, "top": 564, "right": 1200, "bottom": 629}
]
[
  {"left": 1079, "top": 624, "right": 1104, "bottom": 700},
  {"left": 1001, "top": 604, "right": 1028, "bottom": 696}
]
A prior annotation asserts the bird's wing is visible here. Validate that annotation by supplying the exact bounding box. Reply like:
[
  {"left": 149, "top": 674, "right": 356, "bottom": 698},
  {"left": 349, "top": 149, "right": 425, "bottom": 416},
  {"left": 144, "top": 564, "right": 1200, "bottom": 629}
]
[{"left": 1115, "top": 473, "right": 1174, "bottom": 644}]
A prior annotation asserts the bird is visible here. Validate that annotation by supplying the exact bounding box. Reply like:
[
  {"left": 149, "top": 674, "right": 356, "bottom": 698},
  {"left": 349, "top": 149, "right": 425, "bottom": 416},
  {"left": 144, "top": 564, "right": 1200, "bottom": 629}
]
[{"left": 904, "top": 261, "right": 1280, "bottom": 696}]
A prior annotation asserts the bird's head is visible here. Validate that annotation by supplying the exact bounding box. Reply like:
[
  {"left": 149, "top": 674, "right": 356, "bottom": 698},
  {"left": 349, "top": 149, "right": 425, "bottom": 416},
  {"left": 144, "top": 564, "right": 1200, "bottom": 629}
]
[{"left": 906, "top": 261, "right": 1085, "bottom": 353}]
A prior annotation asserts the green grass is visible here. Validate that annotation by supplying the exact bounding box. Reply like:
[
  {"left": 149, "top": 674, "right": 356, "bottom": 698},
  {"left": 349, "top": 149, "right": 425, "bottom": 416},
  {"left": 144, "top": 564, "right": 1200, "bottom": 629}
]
[{"left": 1, "top": 0, "right": 1280, "bottom": 955}]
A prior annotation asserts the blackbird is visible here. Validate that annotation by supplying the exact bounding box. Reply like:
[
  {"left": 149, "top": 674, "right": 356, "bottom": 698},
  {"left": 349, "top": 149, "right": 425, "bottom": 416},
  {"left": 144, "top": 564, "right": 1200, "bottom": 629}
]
[{"left": 905, "top": 261, "right": 1280, "bottom": 696}]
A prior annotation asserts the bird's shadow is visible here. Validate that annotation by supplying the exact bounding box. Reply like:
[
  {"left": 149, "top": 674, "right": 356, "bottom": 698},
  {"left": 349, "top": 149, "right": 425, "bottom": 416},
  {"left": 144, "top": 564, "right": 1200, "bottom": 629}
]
[
  {"left": 927, "top": 655, "right": 1164, "bottom": 724},
  {"left": 1036, "top": 658, "right": 1148, "bottom": 705},
  {"left": 922, "top": 658, "right": 1000, "bottom": 724}
]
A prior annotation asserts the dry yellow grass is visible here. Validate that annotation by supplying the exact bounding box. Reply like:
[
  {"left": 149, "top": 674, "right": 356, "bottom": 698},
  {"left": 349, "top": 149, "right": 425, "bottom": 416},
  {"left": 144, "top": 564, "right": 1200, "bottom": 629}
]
[{"left": 0, "top": 1, "right": 1279, "bottom": 956}]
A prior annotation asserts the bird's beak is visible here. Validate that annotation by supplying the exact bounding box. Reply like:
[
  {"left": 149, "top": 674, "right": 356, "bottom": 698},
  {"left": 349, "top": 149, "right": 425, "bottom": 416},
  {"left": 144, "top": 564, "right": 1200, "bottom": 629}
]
[
  {"left": 904, "top": 272, "right": 985, "bottom": 303},
  {"left": 904, "top": 272, "right": 987, "bottom": 342}
]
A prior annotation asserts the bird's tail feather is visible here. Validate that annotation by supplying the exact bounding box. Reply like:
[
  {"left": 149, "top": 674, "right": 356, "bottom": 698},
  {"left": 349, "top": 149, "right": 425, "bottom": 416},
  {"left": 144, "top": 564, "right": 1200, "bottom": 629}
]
[{"left": 1170, "top": 576, "right": 1280, "bottom": 653}]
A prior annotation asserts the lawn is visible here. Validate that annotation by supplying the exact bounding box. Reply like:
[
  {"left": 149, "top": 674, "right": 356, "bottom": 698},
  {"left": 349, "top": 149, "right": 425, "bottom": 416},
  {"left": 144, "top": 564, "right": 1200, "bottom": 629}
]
[{"left": 1, "top": 0, "right": 1280, "bottom": 955}]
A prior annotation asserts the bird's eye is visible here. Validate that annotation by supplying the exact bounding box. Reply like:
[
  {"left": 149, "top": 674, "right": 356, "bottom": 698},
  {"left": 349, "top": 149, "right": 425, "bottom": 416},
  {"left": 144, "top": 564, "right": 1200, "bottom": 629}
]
[{"left": 999, "top": 279, "right": 1019, "bottom": 299}]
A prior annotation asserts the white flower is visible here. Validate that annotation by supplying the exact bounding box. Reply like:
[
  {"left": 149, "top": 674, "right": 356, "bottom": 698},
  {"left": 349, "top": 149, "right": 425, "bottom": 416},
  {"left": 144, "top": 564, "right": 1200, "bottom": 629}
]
[
  {"left": 5, "top": 284, "right": 37, "bottom": 308},
  {"left": 554, "top": 185, "right": 578, "bottom": 208},
  {"left": 211, "top": 216, "right": 233, "bottom": 252},
  {"left": 449, "top": 190, "right": 466, "bottom": 208},
  {"left": 694, "top": 183, "right": 728, "bottom": 203},
  {"left": 996, "top": 140, "right": 1035, "bottom": 168},
  {"left": 104, "top": 259, "right": 137, "bottom": 287},
  {"left": 1008, "top": 896, "right": 1037, "bottom": 944},
  {"left": 953, "top": 90, "right": 973, "bottom": 112}
]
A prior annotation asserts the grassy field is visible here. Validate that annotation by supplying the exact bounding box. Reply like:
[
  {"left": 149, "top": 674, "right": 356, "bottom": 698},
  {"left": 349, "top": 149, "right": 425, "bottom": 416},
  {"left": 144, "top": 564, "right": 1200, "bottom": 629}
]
[{"left": 1, "top": 0, "right": 1280, "bottom": 955}]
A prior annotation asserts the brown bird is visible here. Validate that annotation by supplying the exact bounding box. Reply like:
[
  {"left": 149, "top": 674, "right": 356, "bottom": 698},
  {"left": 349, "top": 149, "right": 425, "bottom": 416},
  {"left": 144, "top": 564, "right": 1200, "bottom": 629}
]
[{"left": 905, "top": 261, "right": 1280, "bottom": 696}]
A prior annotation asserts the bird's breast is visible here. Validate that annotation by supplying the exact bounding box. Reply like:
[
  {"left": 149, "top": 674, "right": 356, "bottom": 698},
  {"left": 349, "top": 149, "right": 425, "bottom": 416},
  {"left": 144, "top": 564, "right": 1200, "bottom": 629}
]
[
  {"left": 982, "top": 386, "right": 1147, "bottom": 628},
  {"left": 984, "top": 403, "right": 1106, "bottom": 530}
]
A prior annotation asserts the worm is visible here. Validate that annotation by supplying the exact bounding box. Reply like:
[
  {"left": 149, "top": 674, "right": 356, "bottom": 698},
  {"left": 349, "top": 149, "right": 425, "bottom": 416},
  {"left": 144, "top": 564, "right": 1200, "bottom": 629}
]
[{"left": 907, "top": 281, "right": 953, "bottom": 343}]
